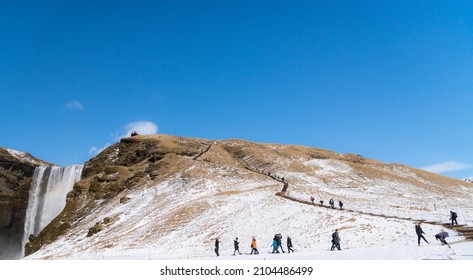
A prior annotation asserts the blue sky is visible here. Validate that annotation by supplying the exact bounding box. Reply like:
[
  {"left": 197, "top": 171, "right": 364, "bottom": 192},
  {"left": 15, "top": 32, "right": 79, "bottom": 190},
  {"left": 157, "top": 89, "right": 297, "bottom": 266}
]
[{"left": 1, "top": 0, "right": 472, "bottom": 179}]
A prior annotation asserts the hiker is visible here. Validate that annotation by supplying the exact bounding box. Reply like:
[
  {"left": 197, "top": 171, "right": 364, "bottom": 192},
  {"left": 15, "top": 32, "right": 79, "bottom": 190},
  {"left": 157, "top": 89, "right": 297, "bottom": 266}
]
[
  {"left": 435, "top": 230, "right": 449, "bottom": 246},
  {"left": 271, "top": 237, "right": 280, "bottom": 253},
  {"left": 287, "top": 236, "right": 294, "bottom": 253},
  {"left": 339, "top": 200, "right": 343, "bottom": 210},
  {"left": 251, "top": 237, "right": 259, "bottom": 255},
  {"left": 310, "top": 196, "right": 315, "bottom": 204},
  {"left": 320, "top": 200, "right": 324, "bottom": 206},
  {"left": 449, "top": 211, "right": 458, "bottom": 225},
  {"left": 215, "top": 238, "right": 220, "bottom": 257},
  {"left": 415, "top": 222, "right": 429, "bottom": 246},
  {"left": 329, "top": 198, "right": 335, "bottom": 209},
  {"left": 276, "top": 233, "right": 285, "bottom": 253},
  {"left": 233, "top": 237, "right": 241, "bottom": 255},
  {"left": 331, "top": 229, "right": 341, "bottom": 251}
]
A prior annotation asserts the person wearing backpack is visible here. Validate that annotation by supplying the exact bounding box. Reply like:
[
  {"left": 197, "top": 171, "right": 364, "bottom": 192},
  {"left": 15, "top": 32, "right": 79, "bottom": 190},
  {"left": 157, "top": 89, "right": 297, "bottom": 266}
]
[{"left": 449, "top": 211, "right": 458, "bottom": 225}]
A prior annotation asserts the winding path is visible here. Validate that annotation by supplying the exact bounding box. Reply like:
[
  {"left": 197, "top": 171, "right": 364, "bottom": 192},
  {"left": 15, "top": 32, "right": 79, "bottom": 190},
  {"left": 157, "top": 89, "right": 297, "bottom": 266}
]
[
  {"left": 191, "top": 143, "right": 473, "bottom": 240},
  {"left": 246, "top": 164, "right": 473, "bottom": 241},
  {"left": 193, "top": 144, "right": 212, "bottom": 160}
]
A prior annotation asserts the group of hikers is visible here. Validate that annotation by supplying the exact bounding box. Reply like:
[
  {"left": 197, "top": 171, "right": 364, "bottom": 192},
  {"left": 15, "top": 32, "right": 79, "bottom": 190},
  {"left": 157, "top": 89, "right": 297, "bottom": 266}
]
[
  {"left": 414, "top": 211, "right": 459, "bottom": 248},
  {"left": 214, "top": 233, "right": 295, "bottom": 257},
  {"left": 214, "top": 211, "right": 460, "bottom": 257},
  {"left": 271, "top": 233, "right": 294, "bottom": 254},
  {"left": 310, "top": 196, "right": 343, "bottom": 210}
]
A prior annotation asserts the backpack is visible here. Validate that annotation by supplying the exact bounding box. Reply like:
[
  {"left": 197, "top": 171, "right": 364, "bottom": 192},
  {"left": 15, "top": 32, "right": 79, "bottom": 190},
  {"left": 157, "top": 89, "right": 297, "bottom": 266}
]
[{"left": 452, "top": 212, "right": 457, "bottom": 218}]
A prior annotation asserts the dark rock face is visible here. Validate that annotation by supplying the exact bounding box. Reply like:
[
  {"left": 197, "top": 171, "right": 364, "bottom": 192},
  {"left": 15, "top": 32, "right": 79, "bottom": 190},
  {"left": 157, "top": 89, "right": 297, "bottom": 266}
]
[{"left": 0, "top": 148, "right": 48, "bottom": 259}]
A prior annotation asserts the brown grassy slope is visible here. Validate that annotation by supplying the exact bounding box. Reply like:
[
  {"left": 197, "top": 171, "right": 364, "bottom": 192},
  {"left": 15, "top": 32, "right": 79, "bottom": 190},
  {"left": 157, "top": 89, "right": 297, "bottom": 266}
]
[{"left": 216, "top": 138, "right": 470, "bottom": 191}]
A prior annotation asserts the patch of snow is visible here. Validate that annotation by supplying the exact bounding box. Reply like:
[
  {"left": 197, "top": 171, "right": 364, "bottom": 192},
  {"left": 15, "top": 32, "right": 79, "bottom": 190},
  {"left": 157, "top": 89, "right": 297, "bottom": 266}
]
[{"left": 6, "top": 148, "right": 44, "bottom": 165}]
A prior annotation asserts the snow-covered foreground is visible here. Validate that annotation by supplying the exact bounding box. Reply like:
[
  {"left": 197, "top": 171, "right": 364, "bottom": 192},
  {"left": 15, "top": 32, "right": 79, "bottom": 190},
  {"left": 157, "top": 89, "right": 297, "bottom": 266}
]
[
  {"left": 43, "top": 238, "right": 472, "bottom": 260},
  {"left": 13, "top": 245, "right": 473, "bottom": 280},
  {"left": 25, "top": 163, "right": 472, "bottom": 261}
]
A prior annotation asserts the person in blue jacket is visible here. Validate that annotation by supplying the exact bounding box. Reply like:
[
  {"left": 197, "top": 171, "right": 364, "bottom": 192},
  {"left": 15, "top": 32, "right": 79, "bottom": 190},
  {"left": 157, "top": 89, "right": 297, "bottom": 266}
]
[{"left": 271, "top": 237, "right": 280, "bottom": 253}]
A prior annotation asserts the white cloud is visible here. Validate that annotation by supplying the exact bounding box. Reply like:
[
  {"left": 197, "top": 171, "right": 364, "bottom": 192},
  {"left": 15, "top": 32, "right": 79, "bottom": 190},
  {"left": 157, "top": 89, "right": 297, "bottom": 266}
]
[
  {"left": 66, "top": 100, "right": 84, "bottom": 110},
  {"left": 115, "top": 121, "right": 158, "bottom": 140},
  {"left": 421, "top": 161, "right": 472, "bottom": 174},
  {"left": 89, "top": 121, "right": 158, "bottom": 157},
  {"left": 88, "top": 143, "right": 111, "bottom": 156}
]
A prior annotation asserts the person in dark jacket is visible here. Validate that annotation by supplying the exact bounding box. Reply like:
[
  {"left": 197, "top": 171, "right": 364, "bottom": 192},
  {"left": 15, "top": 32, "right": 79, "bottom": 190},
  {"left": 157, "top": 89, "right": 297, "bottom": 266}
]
[
  {"left": 331, "top": 229, "right": 341, "bottom": 250},
  {"left": 449, "top": 211, "right": 458, "bottom": 225},
  {"left": 233, "top": 237, "right": 241, "bottom": 255},
  {"left": 329, "top": 198, "right": 335, "bottom": 209},
  {"left": 435, "top": 230, "right": 450, "bottom": 246},
  {"left": 275, "top": 233, "right": 285, "bottom": 253},
  {"left": 287, "top": 236, "right": 294, "bottom": 253},
  {"left": 339, "top": 200, "right": 344, "bottom": 210},
  {"left": 415, "top": 222, "right": 429, "bottom": 245},
  {"left": 214, "top": 238, "right": 220, "bottom": 256}
]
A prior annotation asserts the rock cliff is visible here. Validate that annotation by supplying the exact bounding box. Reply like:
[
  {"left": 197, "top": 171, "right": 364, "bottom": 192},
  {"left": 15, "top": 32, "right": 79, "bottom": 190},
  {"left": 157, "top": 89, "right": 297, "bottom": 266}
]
[{"left": 0, "top": 148, "right": 49, "bottom": 259}]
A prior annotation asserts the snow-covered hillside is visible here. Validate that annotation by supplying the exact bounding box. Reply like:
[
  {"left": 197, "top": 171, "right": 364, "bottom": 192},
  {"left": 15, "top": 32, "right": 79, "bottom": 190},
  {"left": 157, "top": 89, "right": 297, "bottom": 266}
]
[
  {"left": 23, "top": 135, "right": 473, "bottom": 260},
  {"left": 464, "top": 177, "right": 473, "bottom": 183},
  {"left": 5, "top": 148, "right": 47, "bottom": 166}
]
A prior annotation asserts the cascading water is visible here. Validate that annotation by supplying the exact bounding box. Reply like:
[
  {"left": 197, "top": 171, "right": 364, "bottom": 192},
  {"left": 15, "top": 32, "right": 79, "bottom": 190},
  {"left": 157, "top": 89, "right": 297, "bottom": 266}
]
[{"left": 22, "top": 164, "right": 83, "bottom": 257}]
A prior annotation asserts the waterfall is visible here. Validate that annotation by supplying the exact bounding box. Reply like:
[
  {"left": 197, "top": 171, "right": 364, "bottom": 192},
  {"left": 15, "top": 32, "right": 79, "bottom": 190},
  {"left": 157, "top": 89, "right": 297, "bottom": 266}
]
[{"left": 22, "top": 164, "right": 83, "bottom": 256}]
